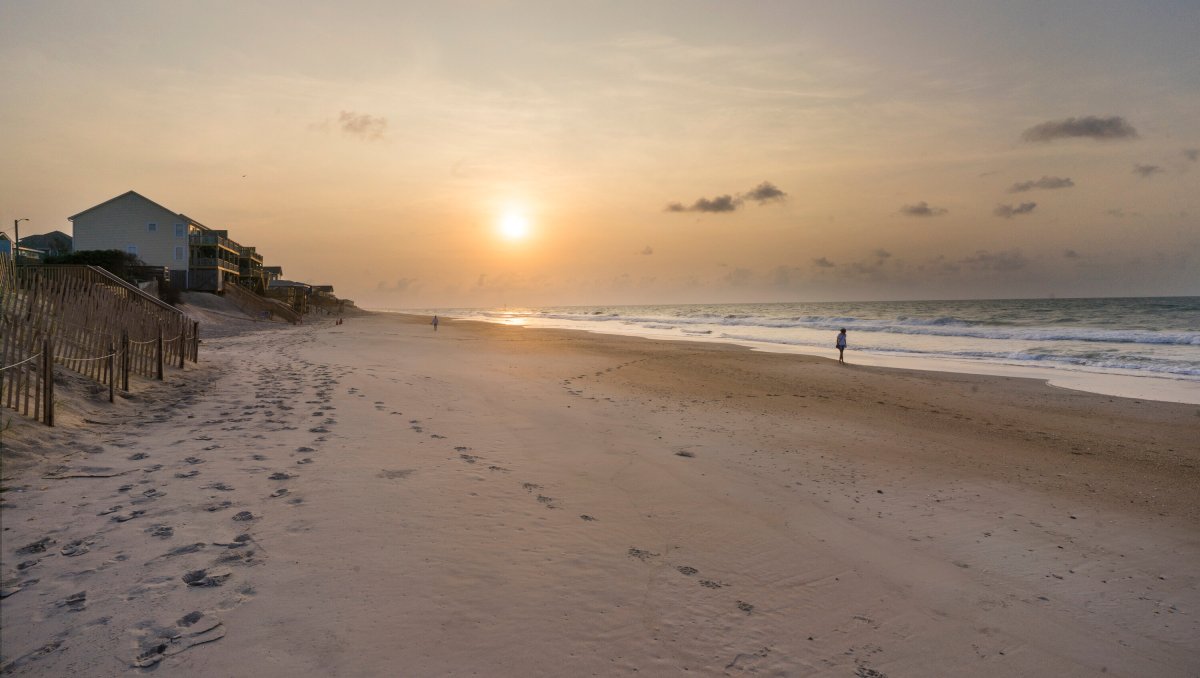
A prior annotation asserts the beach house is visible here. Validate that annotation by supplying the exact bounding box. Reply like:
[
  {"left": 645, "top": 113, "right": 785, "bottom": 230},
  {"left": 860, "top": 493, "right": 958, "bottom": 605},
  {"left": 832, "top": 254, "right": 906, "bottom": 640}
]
[{"left": 69, "top": 191, "right": 265, "bottom": 292}]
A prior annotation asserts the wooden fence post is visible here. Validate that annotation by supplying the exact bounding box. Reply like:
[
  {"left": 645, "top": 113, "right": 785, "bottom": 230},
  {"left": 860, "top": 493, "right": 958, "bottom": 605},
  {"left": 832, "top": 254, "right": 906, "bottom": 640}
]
[
  {"left": 193, "top": 321, "right": 200, "bottom": 362},
  {"left": 178, "top": 328, "right": 185, "bottom": 369},
  {"left": 43, "top": 336, "right": 54, "bottom": 426},
  {"left": 156, "top": 326, "right": 164, "bottom": 381},
  {"left": 107, "top": 341, "right": 115, "bottom": 403},
  {"left": 122, "top": 330, "right": 130, "bottom": 392}
]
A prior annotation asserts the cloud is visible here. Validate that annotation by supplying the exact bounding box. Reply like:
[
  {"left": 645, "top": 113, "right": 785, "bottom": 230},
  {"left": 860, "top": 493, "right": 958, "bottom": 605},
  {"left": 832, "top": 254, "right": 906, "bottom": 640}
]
[
  {"left": 1132, "top": 164, "right": 1163, "bottom": 178},
  {"left": 1063, "top": 249, "right": 1081, "bottom": 259},
  {"left": 1008, "top": 176, "right": 1075, "bottom": 193},
  {"left": 1184, "top": 148, "right": 1200, "bottom": 162},
  {"left": 899, "top": 201, "right": 947, "bottom": 217},
  {"left": 376, "top": 277, "right": 418, "bottom": 292},
  {"left": 960, "top": 249, "right": 1028, "bottom": 272},
  {"left": 724, "top": 267, "right": 753, "bottom": 286},
  {"left": 994, "top": 202, "right": 1037, "bottom": 218},
  {"left": 339, "top": 111, "right": 387, "bottom": 140},
  {"left": 640, "top": 246, "right": 654, "bottom": 255},
  {"left": 742, "top": 181, "right": 787, "bottom": 204},
  {"left": 874, "top": 249, "right": 891, "bottom": 259},
  {"left": 666, "top": 182, "right": 786, "bottom": 213},
  {"left": 666, "top": 195, "right": 737, "bottom": 212},
  {"left": 1020, "top": 115, "right": 1138, "bottom": 142},
  {"left": 812, "top": 257, "right": 836, "bottom": 268}
]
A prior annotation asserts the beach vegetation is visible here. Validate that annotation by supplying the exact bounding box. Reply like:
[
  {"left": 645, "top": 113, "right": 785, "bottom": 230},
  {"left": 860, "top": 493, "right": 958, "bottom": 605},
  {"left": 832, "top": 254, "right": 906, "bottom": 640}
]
[{"left": 46, "top": 249, "right": 145, "bottom": 281}]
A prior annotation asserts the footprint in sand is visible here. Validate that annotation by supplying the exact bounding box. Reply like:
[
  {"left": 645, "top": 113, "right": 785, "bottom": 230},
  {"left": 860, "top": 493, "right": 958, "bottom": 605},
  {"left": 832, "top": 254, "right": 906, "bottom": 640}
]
[
  {"left": 146, "top": 525, "right": 174, "bottom": 539},
  {"left": 112, "top": 510, "right": 146, "bottom": 522},
  {"left": 175, "top": 470, "right": 200, "bottom": 479},
  {"left": 628, "top": 547, "right": 659, "bottom": 562},
  {"left": 55, "top": 591, "right": 87, "bottom": 612},
  {"left": 61, "top": 538, "right": 95, "bottom": 557},
  {"left": 131, "top": 613, "right": 226, "bottom": 668}
]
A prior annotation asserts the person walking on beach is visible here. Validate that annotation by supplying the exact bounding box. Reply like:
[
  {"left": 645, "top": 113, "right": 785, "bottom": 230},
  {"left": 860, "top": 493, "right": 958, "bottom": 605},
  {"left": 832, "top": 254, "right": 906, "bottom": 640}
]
[
  {"left": 836, "top": 328, "right": 847, "bottom": 364},
  {"left": 432, "top": 315, "right": 439, "bottom": 332}
]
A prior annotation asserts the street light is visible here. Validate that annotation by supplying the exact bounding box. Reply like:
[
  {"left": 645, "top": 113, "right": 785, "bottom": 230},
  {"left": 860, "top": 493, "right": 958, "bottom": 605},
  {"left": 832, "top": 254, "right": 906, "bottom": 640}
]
[{"left": 13, "top": 218, "right": 28, "bottom": 265}]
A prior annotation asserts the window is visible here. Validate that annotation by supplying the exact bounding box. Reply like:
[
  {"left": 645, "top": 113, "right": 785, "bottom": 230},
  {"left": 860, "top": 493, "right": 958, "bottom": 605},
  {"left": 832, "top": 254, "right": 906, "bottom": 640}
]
[
  {"left": 148, "top": 222, "right": 157, "bottom": 232},
  {"left": 126, "top": 245, "right": 138, "bottom": 256},
  {"left": 175, "top": 223, "right": 186, "bottom": 237},
  {"left": 175, "top": 246, "right": 184, "bottom": 261}
]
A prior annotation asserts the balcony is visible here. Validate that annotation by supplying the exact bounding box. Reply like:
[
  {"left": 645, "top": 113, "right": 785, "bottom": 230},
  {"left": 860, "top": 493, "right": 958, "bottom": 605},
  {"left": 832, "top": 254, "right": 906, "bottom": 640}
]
[
  {"left": 191, "top": 257, "right": 241, "bottom": 273},
  {"left": 190, "top": 233, "right": 240, "bottom": 254}
]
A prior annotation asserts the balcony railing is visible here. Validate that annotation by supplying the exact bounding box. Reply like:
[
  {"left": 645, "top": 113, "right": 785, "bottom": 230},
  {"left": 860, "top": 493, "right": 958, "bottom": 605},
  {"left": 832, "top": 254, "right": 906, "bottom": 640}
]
[
  {"left": 190, "top": 234, "right": 241, "bottom": 253},
  {"left": 191, "top": 257, "right": 241, "bottom": 272}
]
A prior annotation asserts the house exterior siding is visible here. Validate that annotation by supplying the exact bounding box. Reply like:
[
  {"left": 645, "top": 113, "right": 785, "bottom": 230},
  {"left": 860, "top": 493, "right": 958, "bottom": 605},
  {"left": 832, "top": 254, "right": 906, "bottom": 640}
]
[
  {"left": 71, "top": 192, "right": 193, "bottom": 282},
  {"left": 70, "top": 191, "right": 260, "bottom": 292}
]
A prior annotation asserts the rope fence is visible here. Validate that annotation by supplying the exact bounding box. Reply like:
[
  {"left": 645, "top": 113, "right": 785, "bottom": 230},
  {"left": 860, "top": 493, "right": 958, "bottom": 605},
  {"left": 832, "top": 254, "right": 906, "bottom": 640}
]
[
  {"left": 2, "top": 263, "right": 203, "bottom": 426},
  {"left": 0, "top": 352, "right": 43, "bottom": 372}
]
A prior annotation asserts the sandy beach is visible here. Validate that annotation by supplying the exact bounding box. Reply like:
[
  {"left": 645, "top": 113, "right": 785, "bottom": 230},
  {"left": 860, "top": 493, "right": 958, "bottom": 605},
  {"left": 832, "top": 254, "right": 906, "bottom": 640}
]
[{"left": 2, "top": 311, "right": 1197, "bottom": 676}]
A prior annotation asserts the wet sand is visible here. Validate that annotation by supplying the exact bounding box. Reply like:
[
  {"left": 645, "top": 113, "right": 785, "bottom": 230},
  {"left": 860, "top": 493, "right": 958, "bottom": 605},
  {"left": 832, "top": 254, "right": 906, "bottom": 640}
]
[{"left": 2, "top": 312, "right": 1197, "bottom": 676}]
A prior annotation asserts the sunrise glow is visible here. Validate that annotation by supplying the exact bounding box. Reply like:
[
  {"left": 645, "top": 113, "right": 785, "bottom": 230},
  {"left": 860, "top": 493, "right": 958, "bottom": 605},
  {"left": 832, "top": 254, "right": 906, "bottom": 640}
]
[{"left": 498, "top": 212, "right": 531, "bottom": 241}]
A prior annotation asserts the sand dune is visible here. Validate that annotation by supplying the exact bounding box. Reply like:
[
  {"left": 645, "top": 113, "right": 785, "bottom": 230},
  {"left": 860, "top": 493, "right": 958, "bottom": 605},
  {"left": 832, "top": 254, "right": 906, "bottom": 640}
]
[{"left": 2, "top": 312, "right": 1196, "bottom": 676}]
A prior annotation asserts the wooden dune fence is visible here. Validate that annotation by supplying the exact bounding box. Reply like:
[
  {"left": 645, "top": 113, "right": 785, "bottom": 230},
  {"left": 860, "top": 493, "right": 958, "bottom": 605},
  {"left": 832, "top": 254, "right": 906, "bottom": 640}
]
[{"left": 0, "top": 261, "right": 199, "bottom": 426}]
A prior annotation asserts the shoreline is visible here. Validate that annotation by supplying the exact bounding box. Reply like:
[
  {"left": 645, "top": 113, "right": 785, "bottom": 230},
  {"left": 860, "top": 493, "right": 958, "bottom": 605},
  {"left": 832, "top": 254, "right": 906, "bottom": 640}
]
[
  {"left": 398, "top": 309, "right": 1200, "bottom": 405},
  {"left": 2, "top": 312, "right": 1197, "bottom": 676}
]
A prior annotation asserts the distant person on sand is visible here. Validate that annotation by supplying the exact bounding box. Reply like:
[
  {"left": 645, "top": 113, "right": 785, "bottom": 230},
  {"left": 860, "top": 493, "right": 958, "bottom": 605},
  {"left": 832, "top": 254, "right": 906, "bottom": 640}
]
[
  {"left": 836, "top": 328, "right": 847, "bottom": 364},
  {"left": 432, "top": 315, "right": 439, "bottom": 332}
]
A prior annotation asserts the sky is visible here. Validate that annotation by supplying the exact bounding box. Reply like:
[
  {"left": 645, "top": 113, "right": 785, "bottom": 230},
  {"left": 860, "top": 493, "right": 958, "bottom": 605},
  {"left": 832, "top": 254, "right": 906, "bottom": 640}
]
[{"left": 2, "top": 1, "right": 1198, "bottom": 308}]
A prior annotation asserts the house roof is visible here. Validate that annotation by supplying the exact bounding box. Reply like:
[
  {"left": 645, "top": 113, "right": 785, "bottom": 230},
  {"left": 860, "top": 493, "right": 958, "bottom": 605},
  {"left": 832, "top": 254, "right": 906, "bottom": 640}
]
[
  {"left": 268, "top": 280, "right": 311, "bottom": 289},
  {"left": 68, "top": 190, "right": 212, "bottom": 231}
]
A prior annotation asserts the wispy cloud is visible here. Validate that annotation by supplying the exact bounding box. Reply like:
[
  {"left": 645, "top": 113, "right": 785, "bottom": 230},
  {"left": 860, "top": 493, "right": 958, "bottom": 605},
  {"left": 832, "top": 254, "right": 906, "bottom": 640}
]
[
  {"left": 640, "top": 245, "right": 654, "bottom": 255},
  {"left": 899, "top": 201, "right": 947, "bottom": 217},
  {"left": 994, "top": 202, "right": 1037, "bottom": 218},
  {"left": 1063, "top": 249, "right": 1081, "bottom": 259},
  {"left": 1183, "top": 148, "right": 1199, "bottom": 162},
  {"left": 666, "top": 182, "right": 787, "bottom": 213},
  {"left": 960, "top": 249, "right": 1028, "bottom": 271},
  {"left": 376, "top": 277, "right": 419, "bottom": 292},
  {"left": 1009, "top": 176, "right": 1074, "bottom": 193},
  {"left": 874, "top": 249, "right": 891, "bottom": 259},
  {"left": 1021, "top": 116, "right": 1138, "bottom": 143},
  {"left": 339, "top": 111, "right": 387, "bottom": 141},
  {"left": 812, "top": 256, "right": 836, "bottom": 268},
  {"left": 1132, "top": 164, "right": 1164, "bottom": 178}
]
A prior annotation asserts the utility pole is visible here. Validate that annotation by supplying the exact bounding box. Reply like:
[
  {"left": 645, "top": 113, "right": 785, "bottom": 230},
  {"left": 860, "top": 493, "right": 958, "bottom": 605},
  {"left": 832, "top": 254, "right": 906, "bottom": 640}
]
[{"left": 13, "top": 218, "right": 28, "bottom": 264}]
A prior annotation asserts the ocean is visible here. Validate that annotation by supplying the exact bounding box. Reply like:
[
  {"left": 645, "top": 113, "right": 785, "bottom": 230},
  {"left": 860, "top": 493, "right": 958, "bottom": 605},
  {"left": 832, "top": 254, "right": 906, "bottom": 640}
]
[{"left": 408, "top": 297, "right": 1200, "bottom": 403}]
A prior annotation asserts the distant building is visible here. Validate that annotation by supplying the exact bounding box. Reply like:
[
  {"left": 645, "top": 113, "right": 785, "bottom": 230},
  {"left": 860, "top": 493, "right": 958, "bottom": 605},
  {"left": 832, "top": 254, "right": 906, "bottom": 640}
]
[
  {"left": 20, "top": 230, "right": 73, "bottom": 257},
  {"left": 266, "top": 279, "right": 312, "bottom": 314},
  {"left": 1, "top": 233, "right": 46, "bottom": 264},
  {"left": 69, "top": 190, "right": 270, "bottom": 293}
]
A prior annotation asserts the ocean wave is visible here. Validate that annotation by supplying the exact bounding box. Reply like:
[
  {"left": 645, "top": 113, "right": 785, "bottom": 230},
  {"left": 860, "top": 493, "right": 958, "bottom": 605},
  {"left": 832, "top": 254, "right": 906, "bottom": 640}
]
[
  {"left": 521, "top": 311, "right": 1200, "bottom": 346},
  {"left": 715, "top": 333, "right": 1200, "bottom": 376}
]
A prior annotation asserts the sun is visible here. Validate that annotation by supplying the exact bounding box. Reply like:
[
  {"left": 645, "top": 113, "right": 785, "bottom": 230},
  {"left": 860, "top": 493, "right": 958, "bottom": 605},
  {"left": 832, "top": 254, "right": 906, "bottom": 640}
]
[{"left": 498, "top": 212, "right": 531, "bottom": 241}]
